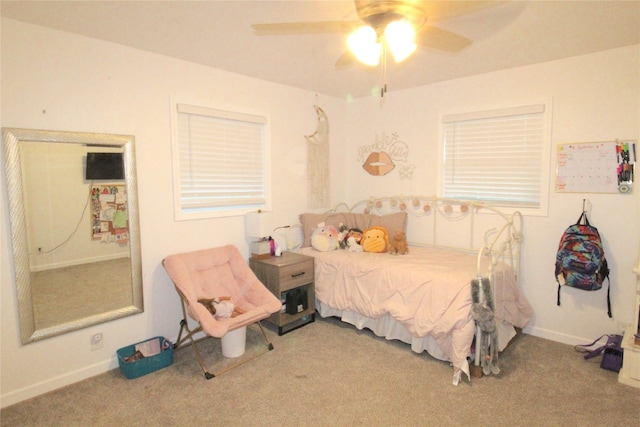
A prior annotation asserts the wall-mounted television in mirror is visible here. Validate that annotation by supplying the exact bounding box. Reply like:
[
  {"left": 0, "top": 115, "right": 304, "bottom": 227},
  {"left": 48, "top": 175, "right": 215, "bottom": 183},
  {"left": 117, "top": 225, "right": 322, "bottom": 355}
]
[{"left": 86, "top": 152, "right": 124, "bottom": 180}]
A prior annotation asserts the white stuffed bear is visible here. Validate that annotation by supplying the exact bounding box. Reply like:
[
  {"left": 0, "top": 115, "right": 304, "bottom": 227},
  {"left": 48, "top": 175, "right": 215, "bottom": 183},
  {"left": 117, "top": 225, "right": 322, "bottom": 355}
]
[
  {"left": 213, "top": 300, "right": 236, "bottom": 319},
  {"left": 346, "top": 236, "right": 363, "bottom": 252}
]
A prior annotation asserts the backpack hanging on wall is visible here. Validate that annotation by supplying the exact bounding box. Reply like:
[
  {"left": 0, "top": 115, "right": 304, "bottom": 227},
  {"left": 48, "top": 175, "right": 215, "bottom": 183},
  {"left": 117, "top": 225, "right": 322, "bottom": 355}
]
[{"left": 555, "top": 210, "right": 612, "bottom": 318}]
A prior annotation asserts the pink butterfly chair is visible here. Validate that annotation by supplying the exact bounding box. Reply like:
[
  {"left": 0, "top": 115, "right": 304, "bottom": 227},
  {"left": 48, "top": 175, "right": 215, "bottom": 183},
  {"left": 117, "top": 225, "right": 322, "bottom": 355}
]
[{"left": 163, "top": 245, "right": 281, "bottom": 379}]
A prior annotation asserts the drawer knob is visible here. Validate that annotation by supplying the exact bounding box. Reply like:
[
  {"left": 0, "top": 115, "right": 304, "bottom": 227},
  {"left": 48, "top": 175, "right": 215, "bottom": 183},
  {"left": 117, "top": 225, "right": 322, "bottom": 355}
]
[{"left": 291, "top": 272, "right": 305, "bottom": 278}]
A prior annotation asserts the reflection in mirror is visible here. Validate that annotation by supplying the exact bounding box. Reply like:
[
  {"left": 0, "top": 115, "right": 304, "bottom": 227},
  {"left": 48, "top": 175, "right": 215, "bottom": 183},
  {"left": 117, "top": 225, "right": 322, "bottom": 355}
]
[{"left": 2, "top": 128, "right": 143, "bottom": 344}]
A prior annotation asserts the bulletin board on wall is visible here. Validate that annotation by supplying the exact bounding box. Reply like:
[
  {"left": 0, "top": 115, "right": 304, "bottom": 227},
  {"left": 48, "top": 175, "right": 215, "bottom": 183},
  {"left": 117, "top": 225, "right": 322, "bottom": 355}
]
[
  {"left": 90, "top": 184, "right": 129, "bottom": 243},
  {"left": 555, "top": 140, "right": 636, "bottom": 194}
]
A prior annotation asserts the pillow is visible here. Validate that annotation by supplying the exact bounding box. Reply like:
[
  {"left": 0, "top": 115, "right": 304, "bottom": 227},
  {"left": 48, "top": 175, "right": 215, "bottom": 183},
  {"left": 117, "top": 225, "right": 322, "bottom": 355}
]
[
  {"left": 369, "top": 212, "right": 407, "bottom": 239},
  {"left": 361, "top": 226, "right": 389, "bottom": 253},
  {"left": 299, "top": 212, "right": 352, "bottom": 248},
  {"left": 299, "top": 211, "right": 407, "bottom": 248}
]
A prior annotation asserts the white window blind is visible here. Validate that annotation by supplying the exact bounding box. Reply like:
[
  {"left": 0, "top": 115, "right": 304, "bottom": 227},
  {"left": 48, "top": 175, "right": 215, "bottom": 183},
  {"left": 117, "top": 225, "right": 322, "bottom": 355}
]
[
  {"left": 442, "top": 104, "right": 546, "bottom": 207},
  {"left": 175, "top": 103, "right": 267, "bottom": 217}
]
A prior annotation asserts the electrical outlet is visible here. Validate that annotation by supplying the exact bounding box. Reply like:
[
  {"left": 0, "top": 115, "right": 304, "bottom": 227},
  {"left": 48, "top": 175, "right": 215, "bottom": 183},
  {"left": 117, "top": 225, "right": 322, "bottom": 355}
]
[{"left": 90, "top": 332, "right": 103, "bottom": 351}]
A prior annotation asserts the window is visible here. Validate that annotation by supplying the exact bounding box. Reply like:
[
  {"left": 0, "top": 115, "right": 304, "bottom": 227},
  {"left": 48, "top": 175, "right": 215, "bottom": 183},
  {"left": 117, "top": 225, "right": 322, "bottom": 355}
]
[
  {"left": 172, "top": 102, "right": 269, "bottom": 220},
  {"left": 441, "top": 102, "right": 551, "bottom": 215}
]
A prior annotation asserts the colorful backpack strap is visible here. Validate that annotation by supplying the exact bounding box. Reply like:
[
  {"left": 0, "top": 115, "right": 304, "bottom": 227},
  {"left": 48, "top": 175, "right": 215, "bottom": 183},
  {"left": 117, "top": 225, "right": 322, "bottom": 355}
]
[
  {"left": 576, "top": 211, "right": 589, "bottom": 226},
  {"left": 605, "top": 275, "right": 612, "bottom": 318},
  {"left": 558, "top": 275, "right": 611, "bottom": 318}
]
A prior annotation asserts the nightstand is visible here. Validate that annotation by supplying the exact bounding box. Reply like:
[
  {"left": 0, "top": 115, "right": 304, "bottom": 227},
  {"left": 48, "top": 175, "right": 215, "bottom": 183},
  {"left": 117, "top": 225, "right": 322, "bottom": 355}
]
[{"left": 249, "top": 251, "right": 315, "bottom": 335}]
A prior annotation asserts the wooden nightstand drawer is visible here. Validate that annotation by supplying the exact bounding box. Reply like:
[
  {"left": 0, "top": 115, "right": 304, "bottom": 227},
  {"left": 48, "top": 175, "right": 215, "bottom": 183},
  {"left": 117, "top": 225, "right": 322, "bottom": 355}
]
[{"left": 279, "top": 259, "right": 313, "bottom": 291}]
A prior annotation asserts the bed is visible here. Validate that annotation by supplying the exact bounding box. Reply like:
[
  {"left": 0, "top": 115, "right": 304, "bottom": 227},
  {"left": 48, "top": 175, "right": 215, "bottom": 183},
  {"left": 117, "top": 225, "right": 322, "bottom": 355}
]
[{"left": 295, "top": 196, "right": 533, "bottom": 384}]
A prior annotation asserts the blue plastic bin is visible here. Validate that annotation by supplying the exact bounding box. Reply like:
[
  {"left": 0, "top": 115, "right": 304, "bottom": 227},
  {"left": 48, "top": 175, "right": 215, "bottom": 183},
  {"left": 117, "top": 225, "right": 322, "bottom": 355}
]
[{"left": 117, "top": 336, "right": 173, "bottom": 379}]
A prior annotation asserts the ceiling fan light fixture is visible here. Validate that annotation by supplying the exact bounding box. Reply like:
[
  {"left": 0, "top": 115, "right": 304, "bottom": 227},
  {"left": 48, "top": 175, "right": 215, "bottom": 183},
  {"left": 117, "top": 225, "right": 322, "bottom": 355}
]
[
  {"left": 347, "top": 26, "right": 381, "bottom": 66},
  {"left": 385, "top": 20, "right": 416, "bottom": 63}
]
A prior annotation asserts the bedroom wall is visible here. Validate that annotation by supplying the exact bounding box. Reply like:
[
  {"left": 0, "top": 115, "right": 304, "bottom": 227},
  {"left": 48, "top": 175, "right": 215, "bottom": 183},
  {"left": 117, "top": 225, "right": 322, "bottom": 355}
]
[
  {"left": 344, "top": 44, "right": 640, "bottom": 346},
  {"left": 0, "top": 18, "right": 347, "bottom": 407}
]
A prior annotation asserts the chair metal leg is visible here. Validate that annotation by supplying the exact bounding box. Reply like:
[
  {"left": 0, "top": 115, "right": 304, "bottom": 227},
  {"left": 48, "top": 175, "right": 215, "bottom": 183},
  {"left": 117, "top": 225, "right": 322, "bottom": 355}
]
[
  {"left": 256, "top": 321, "right": 275, "bottom": 351},
  {"left": 174, "top": 318, "right": 274, "bottom": 379},
  {"left": 173, "top": 319, "right": 188, "bottom": 349},
  {"left": 188, "top": 337, "right": 215, "bottom": 380},
  {"left": 204, "top": 321, "right": 275, "bottom": 377},
  {"left": 174, "top": 318, "right": 214, "bottom": 379}
]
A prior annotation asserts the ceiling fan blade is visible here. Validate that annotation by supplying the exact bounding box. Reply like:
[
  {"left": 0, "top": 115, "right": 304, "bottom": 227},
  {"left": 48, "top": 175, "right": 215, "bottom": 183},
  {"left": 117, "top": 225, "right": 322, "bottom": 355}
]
[
  {"left": 416, "top": 26, "right": 472, "bottom": 52},
  {"left": 335, "top": 50, "right": 357, "bottom": 68},
  {"left": 422, "top": 1, "right": 507, "bottom": 23},
  {"left": 252, "top": 21, "right": 361, "bottom": 35}
]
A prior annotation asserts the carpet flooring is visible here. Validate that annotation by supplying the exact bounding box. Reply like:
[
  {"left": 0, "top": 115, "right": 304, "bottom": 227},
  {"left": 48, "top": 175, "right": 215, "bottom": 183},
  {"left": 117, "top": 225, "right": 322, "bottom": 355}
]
[{"left": 1, "top": 316, "right": 639, "bottom": 426}]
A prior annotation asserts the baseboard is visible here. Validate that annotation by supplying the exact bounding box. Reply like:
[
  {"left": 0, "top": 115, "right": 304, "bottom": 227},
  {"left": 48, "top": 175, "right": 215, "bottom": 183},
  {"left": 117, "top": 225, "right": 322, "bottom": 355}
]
[
  {"left": 523, "top": 325, "right": 594, "bottom": 347},
  {"left": 0, "top": 357, "right": 116, "bottom": 408},
  {"left": 31, "top": 253, "right": 128, "bottom": 272}
]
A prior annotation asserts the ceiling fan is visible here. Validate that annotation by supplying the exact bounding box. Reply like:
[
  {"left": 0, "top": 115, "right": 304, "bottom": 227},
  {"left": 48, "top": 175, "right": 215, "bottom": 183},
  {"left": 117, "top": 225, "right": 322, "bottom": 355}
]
[{"left": 252, "top": 1, "right": 503, "bottom": 68}]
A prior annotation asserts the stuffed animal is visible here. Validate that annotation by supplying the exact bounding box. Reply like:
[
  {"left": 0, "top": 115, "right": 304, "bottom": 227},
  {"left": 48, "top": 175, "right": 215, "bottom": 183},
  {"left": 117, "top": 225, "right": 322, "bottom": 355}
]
[
  {"left": 389, "top": 230, "right": 409, "bottom": 255},
  {"left": 472, "top": 303, "right": 496, "bottom": 335},
  {"left": 346, "top": 236, "right": 363, "bottom": 252},
  {"left": 336, "top": 224, "right": 348, "bottom": 249},
  {"left": 198, "top": 296, "right": 245, "bottom": 319},
  {"left": 361, "top": 226, "right": 389, "bottom": 253},
  {"left": 471, "top": 278, "right": 499, "bottom": 375},
  {"left": 341, "top": 227, "right": 363, "bottom": 249},
  {"left": 311, "top": 223, "right": 340, "bottom": 252}
]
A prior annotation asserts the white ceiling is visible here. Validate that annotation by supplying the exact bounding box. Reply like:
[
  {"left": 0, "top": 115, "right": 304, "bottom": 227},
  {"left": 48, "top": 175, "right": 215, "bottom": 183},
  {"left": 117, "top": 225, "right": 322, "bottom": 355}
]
[{"left": 2, "top": 1, "right": 639, "bottom": 99}]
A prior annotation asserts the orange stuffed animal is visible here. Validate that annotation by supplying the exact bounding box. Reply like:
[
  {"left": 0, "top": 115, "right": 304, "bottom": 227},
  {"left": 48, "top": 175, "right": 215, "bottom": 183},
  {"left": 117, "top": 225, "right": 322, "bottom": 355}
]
[
  {"left": 389, "top": 230, "right": 409, "bottom": 255},
  {"left": 361, "top": 226, "right": 389, "bottom": 253}
]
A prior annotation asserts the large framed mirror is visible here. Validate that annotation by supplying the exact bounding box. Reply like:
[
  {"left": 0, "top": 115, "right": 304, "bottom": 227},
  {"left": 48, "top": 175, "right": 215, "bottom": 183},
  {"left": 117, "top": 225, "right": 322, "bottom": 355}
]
[{"left": 3, "top": 128, "right": 143, "bottom": 344}]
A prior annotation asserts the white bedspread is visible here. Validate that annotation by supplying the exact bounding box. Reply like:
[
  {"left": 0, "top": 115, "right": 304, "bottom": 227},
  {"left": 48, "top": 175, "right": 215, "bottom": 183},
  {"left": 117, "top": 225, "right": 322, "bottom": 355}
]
[{"left": 300, "top": 246, "right": 533, "bottom": 375}]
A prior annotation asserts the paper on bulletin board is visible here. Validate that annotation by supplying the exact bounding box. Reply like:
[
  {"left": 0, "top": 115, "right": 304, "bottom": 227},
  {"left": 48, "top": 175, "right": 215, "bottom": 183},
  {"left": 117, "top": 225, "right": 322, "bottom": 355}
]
[
  {"left": 90, "top": 184, "right": 128, "bottom": 241},
  {"left": 555, "top": 141, "right": 629, "bottom": 193}
]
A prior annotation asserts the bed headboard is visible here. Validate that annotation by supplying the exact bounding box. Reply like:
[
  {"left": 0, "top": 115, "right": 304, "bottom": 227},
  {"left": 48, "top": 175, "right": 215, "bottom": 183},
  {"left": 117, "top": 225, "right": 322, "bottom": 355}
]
[{"left": 297, "top": 195, "right": 523, "bottom": 284}]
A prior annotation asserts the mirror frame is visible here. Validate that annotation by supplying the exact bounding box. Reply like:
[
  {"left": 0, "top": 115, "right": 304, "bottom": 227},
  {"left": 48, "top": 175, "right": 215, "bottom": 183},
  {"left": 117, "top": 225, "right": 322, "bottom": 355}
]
[{"left": 2, "top": 128, "right": 143, "bottom": 343}]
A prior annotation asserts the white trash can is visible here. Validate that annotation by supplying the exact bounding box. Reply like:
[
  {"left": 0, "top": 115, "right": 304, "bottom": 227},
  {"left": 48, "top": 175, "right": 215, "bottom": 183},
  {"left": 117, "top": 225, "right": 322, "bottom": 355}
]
[{"left": 221, "top": 326, "right": 247, "bottom": 358}]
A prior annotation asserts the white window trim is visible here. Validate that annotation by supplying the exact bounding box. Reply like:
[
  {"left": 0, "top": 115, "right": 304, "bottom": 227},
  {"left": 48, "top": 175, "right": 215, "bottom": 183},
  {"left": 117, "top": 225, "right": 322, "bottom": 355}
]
[
  {"left": 170, "top": 98, "right": 271, "bottom": 220},
  {"left": 437, "top": 99, "right": 553, "bottom": 217}
]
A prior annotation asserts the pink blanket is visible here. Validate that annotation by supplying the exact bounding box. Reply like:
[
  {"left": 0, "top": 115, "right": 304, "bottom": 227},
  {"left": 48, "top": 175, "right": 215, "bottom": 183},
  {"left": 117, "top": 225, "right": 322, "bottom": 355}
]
[{"left": 300, "top": 246, "right": 533, "bottom": 372}]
